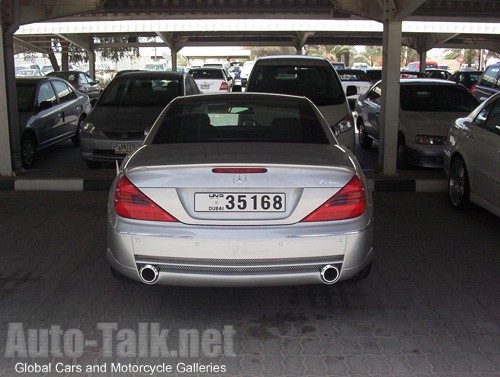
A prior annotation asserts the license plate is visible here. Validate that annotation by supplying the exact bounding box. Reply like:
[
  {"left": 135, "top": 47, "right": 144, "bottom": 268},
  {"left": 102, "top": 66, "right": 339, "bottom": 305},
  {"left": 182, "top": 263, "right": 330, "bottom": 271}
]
[
  {"left": 113, "top": 143, "right": 136, "bottom": 154},
  {"left": 195, "top": 193, "right": 286, "bottom": 212},
  {"left": 200, "top": 84, "right": 210, "bottom": 89}
]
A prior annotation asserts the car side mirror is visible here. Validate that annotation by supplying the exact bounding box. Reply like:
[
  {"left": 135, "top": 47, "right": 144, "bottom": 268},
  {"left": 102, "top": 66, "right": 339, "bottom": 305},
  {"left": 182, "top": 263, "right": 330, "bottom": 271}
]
[
  {"left": 38, "top": 101, "right": 53, "bottom": 111},
  {"left": 346, "top": 85, "right": 357, "bottom": 96},
  {"left": 330, "top": 125, "right": 340, "bottom": 138}
]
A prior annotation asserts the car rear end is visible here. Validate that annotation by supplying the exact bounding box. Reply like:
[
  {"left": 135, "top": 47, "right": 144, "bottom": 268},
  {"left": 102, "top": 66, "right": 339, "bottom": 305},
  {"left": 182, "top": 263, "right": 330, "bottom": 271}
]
[
  {"left": 190, "top": 68, "right": 230, "bottom": 93},
  {"left": 107, "top": 94, "right": 373, "bottom": 286}
]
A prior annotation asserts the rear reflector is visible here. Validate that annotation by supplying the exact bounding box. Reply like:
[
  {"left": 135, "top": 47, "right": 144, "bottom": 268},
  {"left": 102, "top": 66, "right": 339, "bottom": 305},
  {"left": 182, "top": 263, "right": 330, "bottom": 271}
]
[
  {"left": 301, "top": 175, "right": 366, "bottom": 222},
  {"left": 212, "top": 168, "right": 268, "bottom": 174},
  {"left": 114, "top": 176, "right": 177, "bottom": 222}
]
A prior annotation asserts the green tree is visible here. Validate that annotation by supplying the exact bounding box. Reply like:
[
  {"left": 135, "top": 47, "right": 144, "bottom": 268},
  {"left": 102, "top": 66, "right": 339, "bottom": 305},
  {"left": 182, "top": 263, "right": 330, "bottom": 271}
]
[
  {"left": 305, "top": 45, "right": 353, "bottom": 65},
  {"left": 250, "top": 46, "right": 296, "bottom": 59},
  {"left": 445, "top": 49, "right": 479, "bottom": 67}
]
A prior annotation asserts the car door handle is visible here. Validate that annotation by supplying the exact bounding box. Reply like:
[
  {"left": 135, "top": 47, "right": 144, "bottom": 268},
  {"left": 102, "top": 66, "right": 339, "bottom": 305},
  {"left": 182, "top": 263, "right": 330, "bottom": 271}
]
[{"left": 465, "top": 133, "right": 474, "bottom": 141}]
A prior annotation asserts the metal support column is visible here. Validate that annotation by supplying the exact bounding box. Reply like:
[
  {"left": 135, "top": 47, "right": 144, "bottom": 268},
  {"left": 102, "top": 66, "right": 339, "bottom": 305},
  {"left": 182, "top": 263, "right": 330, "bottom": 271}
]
[
  {"left": 419, "top": 50, "right": 427, "bottom": 72},
  {"left": 0, "top": 25, "right": 12, "bottom": 175}
]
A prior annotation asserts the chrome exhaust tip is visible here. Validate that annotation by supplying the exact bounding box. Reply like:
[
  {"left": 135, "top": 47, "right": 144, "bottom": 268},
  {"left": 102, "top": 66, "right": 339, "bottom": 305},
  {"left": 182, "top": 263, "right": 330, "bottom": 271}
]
[
  {"left": 320, "top": 264, "right": 340, "bottom": 285},
  {"left": 139, "top": 264, "right": 159, "bottom": 284}
]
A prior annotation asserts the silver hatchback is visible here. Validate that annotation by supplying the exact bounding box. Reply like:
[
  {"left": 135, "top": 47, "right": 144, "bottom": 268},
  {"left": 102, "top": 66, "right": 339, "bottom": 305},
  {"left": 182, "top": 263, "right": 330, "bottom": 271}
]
[{"left": 107, "top": 93, "right": 374, "bottom": 286}]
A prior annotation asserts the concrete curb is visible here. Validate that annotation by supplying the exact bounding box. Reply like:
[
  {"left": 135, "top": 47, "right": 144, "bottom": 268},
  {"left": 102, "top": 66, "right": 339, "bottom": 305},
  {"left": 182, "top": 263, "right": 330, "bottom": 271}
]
[{"left": 0, "top": 177, "right": 447, "bottom": 193}]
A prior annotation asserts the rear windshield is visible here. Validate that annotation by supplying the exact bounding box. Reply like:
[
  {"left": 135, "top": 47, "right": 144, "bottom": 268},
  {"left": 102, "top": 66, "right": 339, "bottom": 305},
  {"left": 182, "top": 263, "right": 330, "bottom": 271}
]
[
  {"left": 400, "top": 85, "right": 478, "bottom": 112},
  {"left": 99, "top": 78, "right": 181, "bottom": 106},
  {"left": 248, "top": 64, "right": 345, "bottom": 106},
  {"left": 190, "top": 69, "right": 224, "bottom": 80},
  {"left": 337, "top": 70, "right": 370, "bottom": 82},
  {"left": 152, "top": 98, "right": 329, "bottom": 144}
]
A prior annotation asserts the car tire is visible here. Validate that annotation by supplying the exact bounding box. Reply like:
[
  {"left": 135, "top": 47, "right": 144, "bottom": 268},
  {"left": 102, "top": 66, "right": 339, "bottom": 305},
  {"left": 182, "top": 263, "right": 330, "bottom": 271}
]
[
  {"left": 358, "top": 120, "right": 373, "bottom": 149},
  {"left": 86, "top": 161, "right": 101, "bottom": 169},
  {"left": 21, "top": 134, "right": 36, "bottom": 169},
  {"left": 396, "top": 135, "right": 407, "bottom": 169},
  {"left": 352, "top": 262, "right": 372, "bottom": 281},
  {"left": 110, "top": 266, "right": 136, "bottom": 283},
  {"left": 448, "top": 156, "right": 470, "bottom": 210}
]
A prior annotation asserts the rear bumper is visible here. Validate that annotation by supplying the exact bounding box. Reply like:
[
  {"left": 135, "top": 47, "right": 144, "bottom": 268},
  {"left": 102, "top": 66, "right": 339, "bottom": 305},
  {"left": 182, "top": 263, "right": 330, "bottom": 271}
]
[{"left": 107, "top": 216, "right": 374, "bottom": 287}]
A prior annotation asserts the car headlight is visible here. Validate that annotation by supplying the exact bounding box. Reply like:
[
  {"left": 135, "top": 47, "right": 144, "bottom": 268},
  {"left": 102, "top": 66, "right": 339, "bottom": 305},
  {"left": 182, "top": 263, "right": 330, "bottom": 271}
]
[
  {"left": 331, "top": 114, "right": 354, "bottom": 136},
  {"left": 81, "top": 122, "right": 97, "bottom": 136},
  {"left": 415, "top": 135, "right": 445, "bottom": 145}
]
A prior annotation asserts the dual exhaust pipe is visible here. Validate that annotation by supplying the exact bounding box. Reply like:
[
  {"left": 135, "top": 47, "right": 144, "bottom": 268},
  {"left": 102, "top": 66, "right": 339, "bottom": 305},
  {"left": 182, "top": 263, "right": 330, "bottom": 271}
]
[
  {"left": 139, "top": 264, "right": 159, "bottom": 284},
  {"left": 320, "top": 264, "right": 340, "bottom": 285},
  {"left": 139, "top": 263, "right": 340, "bottom": 285}
]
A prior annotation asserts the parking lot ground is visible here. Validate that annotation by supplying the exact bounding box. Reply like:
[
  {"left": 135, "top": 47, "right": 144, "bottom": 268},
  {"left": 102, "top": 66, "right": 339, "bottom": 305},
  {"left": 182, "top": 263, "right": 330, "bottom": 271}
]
[{"left": 0, "top": 191, "right": 498, "bottom": 376}]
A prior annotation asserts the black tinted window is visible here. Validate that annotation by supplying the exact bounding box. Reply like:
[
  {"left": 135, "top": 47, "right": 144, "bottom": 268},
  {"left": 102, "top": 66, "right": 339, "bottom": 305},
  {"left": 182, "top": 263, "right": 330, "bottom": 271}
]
[
  {"left": 52, "top": 80, "right": 77, "bottom": 102},
  {"left": 248, "top": 64, "right": 345, "bottom": 106},
  {"left": 152, "top": 99, "right": 329, "bottom": 144},
  {"left": 479, "top": 67, "right": 500, "bottom": 89},
  {"left": 400, "top": 85, "right": 478, "bottom": 112},
  {"left": 190, "top": 69, "right": 224, "bottom": 80}
]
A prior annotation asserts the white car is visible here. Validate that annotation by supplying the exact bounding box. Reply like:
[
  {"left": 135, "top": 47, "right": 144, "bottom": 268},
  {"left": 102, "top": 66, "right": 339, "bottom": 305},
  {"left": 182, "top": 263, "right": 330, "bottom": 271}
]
[
  {"left": 444, "top": 91, "right": 500, "bottom": 217},
  {"left": 336, "top": 69, "right": 372, "bottom": 110},
  {"left": 355, "top": 79, "right": 479, "bottom": 168},
  {"left": 240, "top": 60, "right": 255, "bottom": 86},
  {"left": 246, "top": 56, "right": 355, "bottom": 151},
  {"left": 107, "top": 93, "right": 374, "bottom": 286},
  {"left": 189, "top": 67, "right": 232, "bottom": 93}
]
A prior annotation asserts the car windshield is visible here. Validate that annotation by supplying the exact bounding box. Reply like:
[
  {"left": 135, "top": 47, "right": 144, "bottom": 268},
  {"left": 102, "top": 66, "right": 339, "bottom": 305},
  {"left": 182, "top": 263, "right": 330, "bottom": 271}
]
[
  {"left": 99, "top": 78, "right": 181, "bottom": 106},
  {"left": 152, "top": 97, "right": 329, "bottom": 144},
  {"left": 249, "top": 65, "right": 345, "bottom": 106},
  {"left": 400, "top": 85, "right": 478, "bottom": 112},
  {"left": 16, "top": 83, "right": 36, "bottom": 112},
  {"left": 190, "top": 69, "right": 224, "bottom": 80}
]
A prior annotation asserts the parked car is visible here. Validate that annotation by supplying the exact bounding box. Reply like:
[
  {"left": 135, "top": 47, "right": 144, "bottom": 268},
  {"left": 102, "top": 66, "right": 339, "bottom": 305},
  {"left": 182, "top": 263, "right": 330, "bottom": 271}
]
[
  {"left": 48, "top": 70, "right": 102, "bottom": 99},
  {"left": 239, "top": 60, "right": 255, "bottom": 87},
  {"left": 426, "top": 68, "right": 452, "bottom": 80},
  {"left": 330, "top": 62, "right": 346, "bottom": 70},
  {"left": 355, "top": 79, "right": 479, "bottom": 168},
  {"left": 438, "top": 64, "right": 453, "bottom": 73},
  {"left": 444, "top": 91, "right": 500, "bottom": 217},
  {"left": 246, "top": 55, "right": 355, "bottom": 151},
  {"left": 107, "top": 93, "right": 374, "bottom": 286},
  {"left": 202, "top": 61, "right": 234, "bottom": 80},
  {"left": 16, "top": 69, "right": 44, "bottom": 77},
  {"left": 189, "top": 67, "right": 232, "bottom": 93},
  {"left": 400, "top": 70, "right": 429, "bottom": 79},
  {"left": 79, "top": 71, "right": 200, "bottom": 169},
  {"left": 41, "top": 65, "right": 54, "bottom": 75},
  {"left": 406, "top": 61, "right": 439, "bottom": 71},
  {"left": 364, "top": 68, "right": 382, "bottom": 84},
  {"left": 16, "top": 76, "right": 92, "bottom": 168},
  {"left": 448, "top": 70, "right": 483, "bottom": 92},
  {"left": 473, "top": 62, "right": 500, "bottom": 102},
  {"left": 336, "top": 69, "right": 372, "bottom": 110}
]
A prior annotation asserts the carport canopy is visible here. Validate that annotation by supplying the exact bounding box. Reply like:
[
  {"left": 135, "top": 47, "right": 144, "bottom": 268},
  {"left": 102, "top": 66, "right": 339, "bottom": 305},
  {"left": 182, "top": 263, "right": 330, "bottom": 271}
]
[{"left": 1, "top": 0, "right": 499, "bottom": 176}]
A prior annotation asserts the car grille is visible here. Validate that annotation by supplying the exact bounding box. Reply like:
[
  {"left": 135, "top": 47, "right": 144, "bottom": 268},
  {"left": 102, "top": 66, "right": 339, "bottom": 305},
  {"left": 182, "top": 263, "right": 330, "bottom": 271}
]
[{"left": 134, "top": 255, "right": 343, "bottom": 274}]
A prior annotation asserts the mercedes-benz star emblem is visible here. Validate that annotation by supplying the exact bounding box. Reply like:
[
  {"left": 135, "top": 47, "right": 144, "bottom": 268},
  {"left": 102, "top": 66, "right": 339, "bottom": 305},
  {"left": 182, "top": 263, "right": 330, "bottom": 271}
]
[{"left": 233, "top": 175, "right": 246, "bottom": 186}]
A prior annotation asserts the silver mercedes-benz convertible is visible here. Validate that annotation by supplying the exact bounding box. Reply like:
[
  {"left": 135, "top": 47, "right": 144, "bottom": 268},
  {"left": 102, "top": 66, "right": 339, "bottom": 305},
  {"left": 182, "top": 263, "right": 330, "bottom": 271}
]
[{"left": 107, "top": 93, "right": 374, "bottom": 286}]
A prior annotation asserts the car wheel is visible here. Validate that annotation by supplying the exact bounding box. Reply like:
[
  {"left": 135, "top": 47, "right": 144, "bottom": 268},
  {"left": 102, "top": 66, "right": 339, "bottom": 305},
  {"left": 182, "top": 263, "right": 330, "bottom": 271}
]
[
  {"left": 21, "top": 134, "right": 36, "bottom": 169},
  {"left": 71, "top": 117, "right": 83, "bottom": 146},
  {"left": 396, "top": 135, "right": 407, "bottom": 169},
  {"left": 352, "top": 262, "right": 372, "bottom": 281},
  {"left": 110, "top": 266, "right": 135, "bottom": 283},
  {"left": 358, "top": 120, "right": 373, "bottom": 149},
  {"left": 86, "top": 161, "right": 101, "bottom": 169},
  {"left": 449, "top": 156, "right": 470, "bottom": 210}
]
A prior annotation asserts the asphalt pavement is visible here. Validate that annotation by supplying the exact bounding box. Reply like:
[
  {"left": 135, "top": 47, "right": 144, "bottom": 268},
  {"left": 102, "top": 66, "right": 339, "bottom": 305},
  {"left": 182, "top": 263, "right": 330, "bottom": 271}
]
[{"left": 0, "top": 191, "right": 498, "bottom": 376}]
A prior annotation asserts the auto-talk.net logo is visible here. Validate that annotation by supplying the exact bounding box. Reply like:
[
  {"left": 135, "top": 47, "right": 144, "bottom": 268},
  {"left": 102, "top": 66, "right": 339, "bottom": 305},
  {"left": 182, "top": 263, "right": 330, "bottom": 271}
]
[{"left": 4, "top": 322, "right": 236, "bottom": 375}]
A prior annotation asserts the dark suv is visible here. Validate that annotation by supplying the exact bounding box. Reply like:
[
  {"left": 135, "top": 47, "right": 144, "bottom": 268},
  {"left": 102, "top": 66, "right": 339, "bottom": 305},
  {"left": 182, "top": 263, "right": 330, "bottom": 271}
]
[{"left": 474, "top": 63, "right": 500, "bottom": 102}]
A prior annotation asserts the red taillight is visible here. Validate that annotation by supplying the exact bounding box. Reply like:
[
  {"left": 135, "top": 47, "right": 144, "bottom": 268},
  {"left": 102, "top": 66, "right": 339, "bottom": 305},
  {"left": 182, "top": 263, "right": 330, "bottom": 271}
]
[
  {"left": 219, "top": 82, "right": 229, "bottom": 91},
  {"left": 470, "top": 83, "right": 476, "bottom": 93},
  {"left": 212, "top": 168, "right": 267, "bottom": 174},
  {"left": 302, "top": 176, "right": 366, "bottom": 222},
  {"left": 114, "top": 176, "right": 177, "bottom": 222}
]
